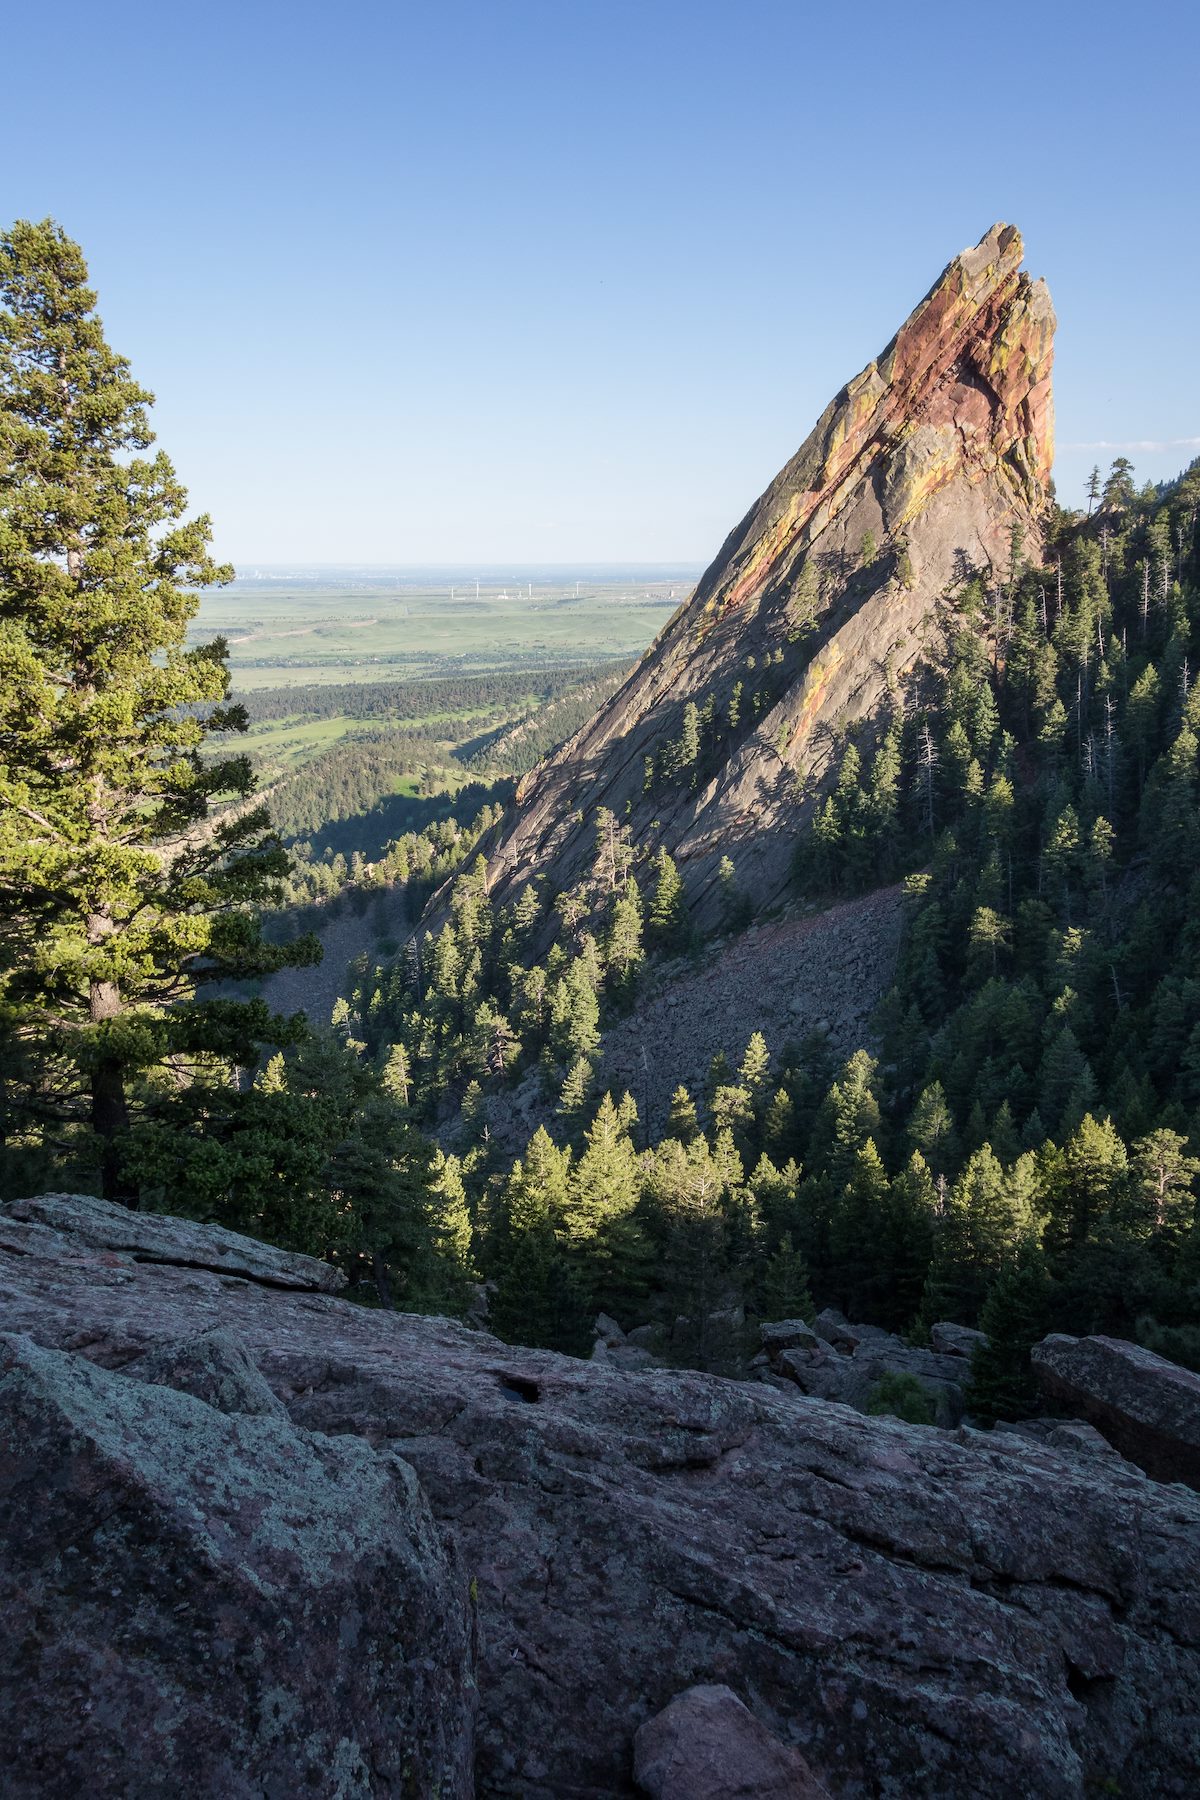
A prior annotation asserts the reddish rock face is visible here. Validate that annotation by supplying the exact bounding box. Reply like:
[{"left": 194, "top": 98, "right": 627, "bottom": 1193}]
[
  {"left": 634, "top": 1684, "right": 832, "bottom": 1799},
  {"left": 486, "top": 225, "right": 1056, "bottom": 926}
]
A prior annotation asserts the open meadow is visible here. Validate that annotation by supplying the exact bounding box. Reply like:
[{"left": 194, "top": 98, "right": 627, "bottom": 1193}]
[
  {"left": 195, "top": 566, "right": 697, "bottom": 861},
  {"left": 192, "top": 566, "right": 693, "bottom": 691}
]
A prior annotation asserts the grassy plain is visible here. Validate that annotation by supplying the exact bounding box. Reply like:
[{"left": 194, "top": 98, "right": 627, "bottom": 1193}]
[
  {"left": 192, "top": 569, "right": 692, "bottom": 692},
  {"left": 198, "top": 567, "right": 696, "bottom": 854}
]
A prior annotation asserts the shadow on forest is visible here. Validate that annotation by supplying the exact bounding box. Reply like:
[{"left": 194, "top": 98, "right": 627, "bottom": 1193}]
[{"left": 288, "top": 778, "right": 514, "bottom": 863}]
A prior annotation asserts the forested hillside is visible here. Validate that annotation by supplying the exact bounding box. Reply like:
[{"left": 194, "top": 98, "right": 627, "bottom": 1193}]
[
  {"left": 3, "top": 218, "right": 1198, "bottom": 1428},
  {"left": 237, "top": 663, "right": 629, "bottom": 867},
  {"left": 327, "top": 459, "right": 1200, "bottom": 1404}
]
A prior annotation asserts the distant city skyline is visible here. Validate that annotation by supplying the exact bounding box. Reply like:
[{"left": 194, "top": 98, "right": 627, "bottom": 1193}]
[{"left": 4, "top": 0, "right": 1196, "bottom": 563}]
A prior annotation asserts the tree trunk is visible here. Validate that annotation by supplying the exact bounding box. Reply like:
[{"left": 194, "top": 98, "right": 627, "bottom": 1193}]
[
  {"left": 372, "top": 1252, "right": 394, "bottom": 1309},
  {"left": 89, "top": 974, "right": 133, "bottom": 1205}
]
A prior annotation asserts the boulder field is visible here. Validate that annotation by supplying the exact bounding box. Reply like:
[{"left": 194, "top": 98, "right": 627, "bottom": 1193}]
[{"left": 2, "top": 1194, "right": 1199, "bottom": 1797}]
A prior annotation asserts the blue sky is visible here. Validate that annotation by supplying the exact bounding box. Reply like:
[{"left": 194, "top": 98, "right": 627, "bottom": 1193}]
[{"left": 3, "top": 0, "right": 1197, "bottom": 564}]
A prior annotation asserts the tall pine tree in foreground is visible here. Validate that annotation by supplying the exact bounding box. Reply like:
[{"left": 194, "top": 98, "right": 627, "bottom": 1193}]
[{"left": 0, "top": 219, "right": 315, "bottom": 1199}]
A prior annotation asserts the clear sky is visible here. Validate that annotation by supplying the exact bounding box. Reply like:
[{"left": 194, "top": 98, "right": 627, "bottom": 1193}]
[{"left": 3, "top": 0, "right": 1197, "bottom": 566}]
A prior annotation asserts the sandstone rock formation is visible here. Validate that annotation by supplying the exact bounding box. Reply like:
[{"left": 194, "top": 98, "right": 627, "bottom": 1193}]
[
  {"left": 0, "top": 1328, "right": 475, "bottom": 1799},
  {"left": 3, "top": 1194, "right": 1199, "bottom": 1797},
  {"left": 484, "top": 223, "right": 1055, "bottom": 924},
  {"left": 1033, "top": 1332, "right": 1200, "bottom": 1489}
]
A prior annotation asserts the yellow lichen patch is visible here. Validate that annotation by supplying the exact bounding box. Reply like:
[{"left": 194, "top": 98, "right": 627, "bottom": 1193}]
[
  {"left": 790, "top": 644, "right": 842, "bottom": 747},
  {"left": 721, "top": 489, "right": 809, "bottom": 613},
  {"left": 890, "top": 445, "right": 960, "bottom": 529}
]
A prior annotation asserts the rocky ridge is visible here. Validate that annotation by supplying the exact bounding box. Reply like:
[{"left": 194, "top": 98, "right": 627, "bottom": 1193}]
[
  {"left": 3, "top": 1194, "right": 1199, "bottom": 1798},
  {"left": 484, "top": 224, "right": 1054, "bottom": 925}
]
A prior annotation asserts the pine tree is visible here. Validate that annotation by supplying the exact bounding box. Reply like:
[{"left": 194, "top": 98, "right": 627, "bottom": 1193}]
[
  {"left": 604, "top": 885, "right": 644, "bottom": 994},
  {"left": 907, "top": 1081, "right": 957, "bottom": 1174},
  {"left": 563, "top": 1092, "right": 647, "bottom": 1317},
  {"left": 970, "top": 1246, "right": 1052, "bottom": 1425},
  {"left": 557, "top": 1054, "right": 595, "bottom": 1127},
  {"left": 1126, "top": 1128, "right": 1200, "bottom": 1247},
  {"left": 490, "top": 1127, "right": 583, "bottom": 1351},
  {"left": 760, "top": 1231, "right": 814, "bottom": 1323},
  {"left": 647, "top": 849, "right": 687, "bottom": 950},
  {"left": 738, "top": 1031, "right": 772, "bottom": 1101},
  {"left": 0, "top": 220, "right": 315, "bottom": 1198},
  {"left": 829, "top": 1139, "right": 891, "bottom": 1319},
  {"left": 652, "top": 1134, "right": 745, "bottom": 1373},
  {"left": 380, "top": 1041, "right": 413, "bottom": 1109},
  {"left": 717, "top": 854, "right": 751, "bottom": 931},
  {"left": 666, "top": 1083, "right": 700, "bottom": 1144}
]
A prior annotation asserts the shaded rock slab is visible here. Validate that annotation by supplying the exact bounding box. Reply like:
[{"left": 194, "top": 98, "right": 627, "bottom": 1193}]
[
  {"left": 0, "top": 1330, "right": 474, "bottom": 1799},
  {"left": 4, "top": 1191, "right": 345, "bottom": 1291},
  {"left": 930, "top": 1321, "right": 988, "bottom": 1359},
  {"left": 1033, "top": 1332, "right": 1200, "bottom": 1489},
  {"left": 634, "top": 1684, "right": 830, "bottom": 1799},
  {"left": 4, "top": 1198, "right": 1200, "bottom": 1798}
]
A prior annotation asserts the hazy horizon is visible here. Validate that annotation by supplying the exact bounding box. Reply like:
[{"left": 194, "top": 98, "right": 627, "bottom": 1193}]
[{"left": 4, "top": 0, "right": 1196, "bottom": 564}]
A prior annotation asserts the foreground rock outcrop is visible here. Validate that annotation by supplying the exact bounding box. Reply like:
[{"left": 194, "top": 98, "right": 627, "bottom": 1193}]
[
  {"left": 1033, "top": 1332, "right": 1200, "bottom": 1490},
  {"left": 3, "top": 1195, "right": 1199, "bottom": 1798},
  {"left": 485, "top": 223, "right": 1055, "bottom": 924},
  {"left": 0, "top": 1328, "right": 475, "bottom": 1799}
]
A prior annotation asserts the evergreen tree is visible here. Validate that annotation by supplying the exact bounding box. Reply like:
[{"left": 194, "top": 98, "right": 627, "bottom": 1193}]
[
  {"left": 489, "top": 1127, "right": 584, "bottom": 1352},
  {"left": 0, "top": 220, "right": 315, "bottom": 1197},
  {"left": 563, "top": 1093, "right": 647, "bottom": 1318},
  {"left": 829, "top": 1138, "right": 892, "bottom": 1318},
  {"left": 760, "top": 1231, "right": 814, "bottom": 1323},
  {"left": 970, "top": 1246, "right": 1052, "bottom": 1425},
  {"left": 738, "top": 1031, "right": 772, "bottom": 1101},
  {"left": 647, "top": 849, "right": 687, "bottom": 950},
  {"left": 557, "top": 1054, "right": 596, "bottom": 1127},
  {"left": 666, "top": 1083, "right": 700, "bottom": 1144}
]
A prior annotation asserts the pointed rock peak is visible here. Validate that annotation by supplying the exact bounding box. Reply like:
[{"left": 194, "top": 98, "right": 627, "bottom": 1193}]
[
  {"left": 699, "top": 223, "right": 1055, "bottom": 623},
  {"left": 485, "top": 226, "right": 1056, "bottom": 922}
]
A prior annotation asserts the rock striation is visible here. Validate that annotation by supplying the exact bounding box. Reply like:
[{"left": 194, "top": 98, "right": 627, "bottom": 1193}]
[
  {"left": 3, "top": 1195, "right": 1199, "bottom": 1798},
  {"left": 484, "top": 224, "right": 1055, "bottom": 924}
]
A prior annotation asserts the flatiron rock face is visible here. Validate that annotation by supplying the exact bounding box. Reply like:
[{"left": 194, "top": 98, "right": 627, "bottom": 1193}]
[{"left": 486, "top": 223, "right": 1054, "bottom": 923}]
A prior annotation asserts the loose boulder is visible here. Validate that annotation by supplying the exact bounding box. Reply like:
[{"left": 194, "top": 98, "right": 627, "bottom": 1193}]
[
  {"left": 634, "top": 1684, "right": 830, "bottom": 1799},
  {"left": 1032, "top": 1332, "right": 1200, "bottom": 1488},
  {"left": 0, "top": 1331, "right": 475, "bottom": 1798},
  {"left": 124, "top": 1325, "right": 287, "bottom": 1417},
  {"left": 759, "top": 1318, "right": 820, "bottom": 1356},
  {"left": 930, "top": 1321, "right": 988, "bottom": 1359}
]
